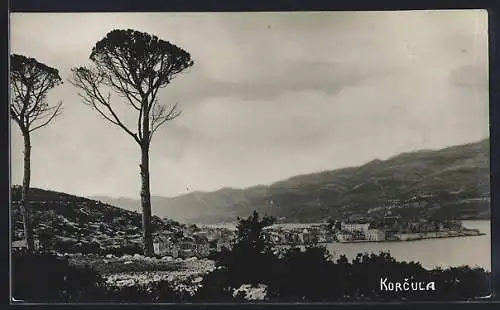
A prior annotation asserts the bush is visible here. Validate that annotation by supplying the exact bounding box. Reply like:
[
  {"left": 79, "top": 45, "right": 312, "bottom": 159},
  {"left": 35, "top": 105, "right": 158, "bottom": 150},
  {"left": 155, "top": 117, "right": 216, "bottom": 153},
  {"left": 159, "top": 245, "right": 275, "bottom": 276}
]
[
  {"left": 193, "top": 269, "right": 236, "bottom": 302},
  {"left": 202, "top": 246, "right": 491, "bottom": 302},
  {"left": 11, "top": 250, "right": 105, "bottom": 302},
  {"left": 11, "top": 250, "right": 186, "bottom": 302}
]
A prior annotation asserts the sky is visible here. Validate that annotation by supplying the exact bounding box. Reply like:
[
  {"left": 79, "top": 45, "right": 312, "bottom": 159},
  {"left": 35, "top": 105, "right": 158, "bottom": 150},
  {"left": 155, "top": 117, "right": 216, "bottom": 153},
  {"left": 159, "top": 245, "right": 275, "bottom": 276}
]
[{"left": 9, "top": 10, "right": 489, "bottom": 199}]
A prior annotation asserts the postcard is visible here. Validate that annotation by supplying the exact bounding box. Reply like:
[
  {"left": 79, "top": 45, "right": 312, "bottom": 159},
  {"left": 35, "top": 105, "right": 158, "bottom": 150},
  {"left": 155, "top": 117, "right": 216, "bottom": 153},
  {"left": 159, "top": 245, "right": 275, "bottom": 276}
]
[{"left": 9, "top": 10, "right": 491, "bottom": 303}]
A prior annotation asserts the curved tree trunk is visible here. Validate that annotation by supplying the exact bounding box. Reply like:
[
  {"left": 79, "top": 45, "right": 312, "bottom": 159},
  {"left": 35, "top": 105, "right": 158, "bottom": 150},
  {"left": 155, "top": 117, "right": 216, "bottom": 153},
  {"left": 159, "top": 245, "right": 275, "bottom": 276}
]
[
  {"left": 140, "top": 145, "right": 153, "bottom": 257},
  {"left": 21, "top": 131, "right": 35, "bottom": 251}
]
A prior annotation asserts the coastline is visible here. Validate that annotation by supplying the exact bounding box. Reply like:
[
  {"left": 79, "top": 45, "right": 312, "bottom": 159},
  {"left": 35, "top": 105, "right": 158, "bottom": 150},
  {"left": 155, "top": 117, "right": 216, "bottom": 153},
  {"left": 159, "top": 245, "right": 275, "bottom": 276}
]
[
  {"left": 272, "top": 231, "right": 486, "bottom": 246},
  {"left": 337, "top": 232, "right": 486, "bottom": 244}
]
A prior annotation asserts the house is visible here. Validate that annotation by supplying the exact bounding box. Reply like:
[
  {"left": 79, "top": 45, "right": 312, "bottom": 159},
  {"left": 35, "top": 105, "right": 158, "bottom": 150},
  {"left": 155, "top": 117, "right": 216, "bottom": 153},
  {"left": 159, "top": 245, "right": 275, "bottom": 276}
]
[
  {"left": 297, "top": 233, "right": 305, "bottom": 244},
  {"left": 172, "top": 236, "right": 211, "bottom": 258},
  {"left": 395, "top": 233, "right": 421, "bottom": 241},
  {"left": 317, "top": 231, "right": 329, "bottom": 243},
  {"left": 351, "top": 230, "right": 365, "bottom": 240},
  {"left": 336, "top": 232, "right": 353, "bottom": 242},
  {"left": 205, "top": 230, "right": 222, "bottom": 241},
  {"left": 192, "top": 235, "right": 210, "bottom": 257},
  {"left": 267, "top": 231, "right": 282, "bottom": 244},
  {"left": 194, "top": 231, "right": 209, "bottom": 239},
  {"left": 341, "top": 221, "right": 370, "bottom": 233},
  {"left": 194, "top": 241, "right": 210, "bottom": 257},
  {"left": 12, "top": 239, "right": 40, "bottom": 250},
  {"left": 153, "top": 235, "right": 180, "bottom": 258},
  {"left": 284, "top": 232, "right": 300, "bottom": 244},
  {"left": 383, "top": 215, "right": 401, "bottom": 226},
  {"left": 284, "top": 231, "right": 299, "bottom": 244},
  {"left": 153, "top": 242, "right": 161, "bottom": 254},
  {"left": 179, "top": 241, "right": 195, "bottom": 258},
  {"left": 366, "top": 229, "right": 386, "bottom": 241},
  {"left": 302, "top": 232, "right": 314, "bottom": 244},
  {"left": 216, "top": 240, "right": 232, "bottom": 252},
  {"left": 170, "top": 247, "right": 179, "bottom": 258}
]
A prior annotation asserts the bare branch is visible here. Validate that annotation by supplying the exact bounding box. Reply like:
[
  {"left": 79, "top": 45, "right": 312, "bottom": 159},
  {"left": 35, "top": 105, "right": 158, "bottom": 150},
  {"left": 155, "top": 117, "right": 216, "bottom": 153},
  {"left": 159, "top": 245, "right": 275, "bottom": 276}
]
[
  {"left": 149, "top": 101, "right": 181, "bottom": 143},
  {"left": 69, "top": 67, "right": 141, "bottom": 145},
  {"left": 29, "top": 101, "right": 63, "bottom": 132},
  {"left": 106, "top": 75, "right": 142, "bottom": 110},
  {"left": 10, "top": 103, "right": 21, "bottom": 121},
  {"left": 10, "top": 106, "right": 23, "bottom": 131},
  {"left": 28, "top": 103, "right": 56, "bottom": 126}
]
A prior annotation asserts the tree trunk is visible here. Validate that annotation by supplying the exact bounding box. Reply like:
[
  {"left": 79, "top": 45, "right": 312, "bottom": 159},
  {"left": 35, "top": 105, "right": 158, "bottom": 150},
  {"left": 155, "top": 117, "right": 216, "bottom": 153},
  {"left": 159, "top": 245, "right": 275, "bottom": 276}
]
[
  {"left": 21, "top": 132, "right": 35, "bottom": 251},
  {"left": 139, "top": 144, "right": 153, "bottom": 257}
]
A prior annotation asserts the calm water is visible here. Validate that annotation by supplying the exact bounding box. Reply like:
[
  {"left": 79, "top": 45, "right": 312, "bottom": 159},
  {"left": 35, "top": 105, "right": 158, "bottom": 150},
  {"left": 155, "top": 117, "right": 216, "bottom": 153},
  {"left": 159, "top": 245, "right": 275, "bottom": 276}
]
[
  {"left": 324, "top": 220, "right": 491, "bottom": 271},
  {"left": 203, "top": 220, "right": 491, "bottom": 270}
]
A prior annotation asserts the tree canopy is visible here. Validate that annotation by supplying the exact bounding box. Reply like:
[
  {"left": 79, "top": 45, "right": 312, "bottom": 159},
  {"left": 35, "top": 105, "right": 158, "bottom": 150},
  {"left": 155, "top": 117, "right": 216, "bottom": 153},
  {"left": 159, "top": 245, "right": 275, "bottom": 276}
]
[
  {"left": 10, "top": 54, "right": 63, "bottom": 132},
  {"left": 71, "top": 29, "right": 194, "bottom": 146}
]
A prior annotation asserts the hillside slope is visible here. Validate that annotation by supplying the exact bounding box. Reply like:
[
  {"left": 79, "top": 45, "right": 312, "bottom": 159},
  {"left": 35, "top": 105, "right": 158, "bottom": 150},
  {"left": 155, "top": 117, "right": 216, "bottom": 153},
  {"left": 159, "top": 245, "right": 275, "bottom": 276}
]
[
  {"left": 93, "top": 139, "right": 491, "bottom": 224},
  {"left": 11, "top": 187, "right": 184, "bottom": 253}
]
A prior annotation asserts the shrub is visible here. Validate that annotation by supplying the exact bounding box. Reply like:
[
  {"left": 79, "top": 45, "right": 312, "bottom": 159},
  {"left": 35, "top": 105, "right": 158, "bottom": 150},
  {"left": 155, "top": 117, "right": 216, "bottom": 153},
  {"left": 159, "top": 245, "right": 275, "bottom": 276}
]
[{"left": 11, "top": 250, "right": 105, "bottom": 302}]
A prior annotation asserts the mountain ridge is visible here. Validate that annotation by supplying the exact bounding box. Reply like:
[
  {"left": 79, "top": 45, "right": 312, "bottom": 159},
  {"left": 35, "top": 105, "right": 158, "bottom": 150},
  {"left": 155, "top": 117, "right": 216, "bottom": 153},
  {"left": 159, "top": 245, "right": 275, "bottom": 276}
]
[
  {"left": 90, "top": 138, "right": 490, "bottom": 224},
  {"left": 90, "top": 139, "right": 489, "bottom": 200}
]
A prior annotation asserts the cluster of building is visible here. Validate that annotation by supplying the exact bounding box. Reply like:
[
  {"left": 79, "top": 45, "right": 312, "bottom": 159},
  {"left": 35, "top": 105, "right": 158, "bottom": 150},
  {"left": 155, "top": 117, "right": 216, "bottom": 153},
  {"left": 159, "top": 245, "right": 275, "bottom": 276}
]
[
  {"left": 260, "top": 222, "right": 387, "bottom": 244},
  {"left": 262, "top": 224, "right": 334, "bottom": 245},
  {"left": 335, "top": 220, "right": 386, "bottom": 242},
  {"left": 260, "top": 216, "right": 470, "bottom": 245},
  {"left": 330, "top": 216, "right": 467, "bottom": 243},
  {"left": 152, "top": 227, "right": 235, "bottom": 258},
  {"left": 335, "top": 221, "right": 388, "bottom": 242},
  {"left": 12, "top": 239, "right": 41, "bottom": 251}
]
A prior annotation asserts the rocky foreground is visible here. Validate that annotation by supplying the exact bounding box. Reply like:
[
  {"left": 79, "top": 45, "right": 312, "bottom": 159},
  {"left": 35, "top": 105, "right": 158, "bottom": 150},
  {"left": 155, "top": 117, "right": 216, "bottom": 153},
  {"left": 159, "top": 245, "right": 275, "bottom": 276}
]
[{"left": 66, "top": 253, "right": 218, "bottom": 297}]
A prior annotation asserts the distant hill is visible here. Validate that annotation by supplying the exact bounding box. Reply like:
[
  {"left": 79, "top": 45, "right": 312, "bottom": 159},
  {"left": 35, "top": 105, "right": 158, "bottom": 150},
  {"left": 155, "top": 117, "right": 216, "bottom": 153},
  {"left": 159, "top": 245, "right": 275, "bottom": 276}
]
[
  {"left": 11, "top": 187, "right": 185, "bottom": 253},
  {"left": 93, "top": 139, "right": 490, "bottom": 224}
]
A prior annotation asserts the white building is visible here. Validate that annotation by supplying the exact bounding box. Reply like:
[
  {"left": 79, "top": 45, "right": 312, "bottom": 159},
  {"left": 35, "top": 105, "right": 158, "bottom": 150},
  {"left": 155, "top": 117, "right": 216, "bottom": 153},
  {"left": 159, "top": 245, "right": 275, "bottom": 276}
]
[
  {"left": 153, "top": 236, "right": 179, "bottom": 258},
  {"left": 153, "top": 242, "right": 160, "bottom": 254},
  {"left": 365, "top": 229, "right": 385, "bottom": 241},
  {"left": 12, "top": 239, "right": 40, "bottom": 250},
  {"left": 341, "top": 222, "right": 370, "bottom": 233},
  {"left": 336, "top": 232, "right": 353, "bottom": 242},
  {"left": 317, "top": 232, "right": 328, "bottom": 243},
  {"left": 216, "top": 240, "right": 232, "bottom": 252}
]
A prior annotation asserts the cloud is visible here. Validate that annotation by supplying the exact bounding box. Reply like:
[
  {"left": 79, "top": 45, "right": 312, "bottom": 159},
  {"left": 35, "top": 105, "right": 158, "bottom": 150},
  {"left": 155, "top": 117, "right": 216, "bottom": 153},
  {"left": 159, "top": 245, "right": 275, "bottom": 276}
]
[{"left": 167, "top": 59, "right": 393, "bottom": 106}]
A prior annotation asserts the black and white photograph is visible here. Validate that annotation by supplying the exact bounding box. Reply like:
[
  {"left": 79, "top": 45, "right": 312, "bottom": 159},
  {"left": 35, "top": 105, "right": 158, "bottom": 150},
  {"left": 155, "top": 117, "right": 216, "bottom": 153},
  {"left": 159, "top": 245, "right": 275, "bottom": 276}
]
[{"left": 9, "top": 10, "right": 491, "bottom": 302}]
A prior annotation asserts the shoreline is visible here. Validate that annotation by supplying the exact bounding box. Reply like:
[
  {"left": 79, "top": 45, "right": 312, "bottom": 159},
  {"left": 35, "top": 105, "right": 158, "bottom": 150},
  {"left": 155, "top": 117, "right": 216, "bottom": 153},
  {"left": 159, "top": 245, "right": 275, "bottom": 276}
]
[
  {"left": 273, "top": 231, "right": 486, "bottom": 246},
  {"left": 337, "top": 232, "right": 486, "bottom": 244}
]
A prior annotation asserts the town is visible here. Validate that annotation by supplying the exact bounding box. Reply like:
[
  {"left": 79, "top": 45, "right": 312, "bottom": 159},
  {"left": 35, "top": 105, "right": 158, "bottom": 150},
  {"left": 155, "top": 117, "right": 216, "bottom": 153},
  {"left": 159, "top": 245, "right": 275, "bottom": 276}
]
[
  {"left": 11, "top": 197, "right": 484, "bottom": 261},
  {"left": 152, "top": 225, "right": 236, "bottom": 259},
  {"left": 150, "top": 215, "right": 483, "bottom": 258}
]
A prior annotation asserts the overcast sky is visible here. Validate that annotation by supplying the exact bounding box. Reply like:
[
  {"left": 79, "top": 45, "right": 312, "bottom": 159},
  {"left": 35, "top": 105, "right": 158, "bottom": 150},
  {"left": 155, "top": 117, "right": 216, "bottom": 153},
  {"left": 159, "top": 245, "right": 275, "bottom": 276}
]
[{"left": 10, "top": 10, "right": 489, "bottom": 199}]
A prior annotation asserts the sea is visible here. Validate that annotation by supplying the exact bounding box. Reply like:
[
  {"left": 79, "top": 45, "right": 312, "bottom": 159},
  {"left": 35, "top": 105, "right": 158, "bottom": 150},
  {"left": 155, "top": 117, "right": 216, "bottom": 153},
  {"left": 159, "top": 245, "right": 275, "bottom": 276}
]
[{"left": 201, "top": 220, "right": 491, "bottom": 271}]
